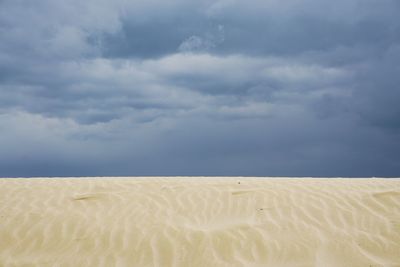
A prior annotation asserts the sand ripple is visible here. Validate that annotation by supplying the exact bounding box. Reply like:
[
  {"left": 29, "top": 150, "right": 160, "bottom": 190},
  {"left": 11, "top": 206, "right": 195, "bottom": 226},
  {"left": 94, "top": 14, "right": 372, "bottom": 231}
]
[{"left": 0, "top": 177, "right": 399, "bottom": 267}]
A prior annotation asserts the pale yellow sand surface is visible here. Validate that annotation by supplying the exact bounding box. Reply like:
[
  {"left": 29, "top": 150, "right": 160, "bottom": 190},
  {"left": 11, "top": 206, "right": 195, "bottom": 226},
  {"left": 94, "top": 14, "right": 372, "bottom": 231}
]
[{"left": 0, "top": 177, "right": 399, "bottom": 267}]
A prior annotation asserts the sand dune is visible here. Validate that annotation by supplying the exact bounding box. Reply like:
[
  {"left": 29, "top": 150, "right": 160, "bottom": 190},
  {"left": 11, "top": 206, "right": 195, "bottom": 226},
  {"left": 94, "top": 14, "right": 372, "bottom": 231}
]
[{"left": 0, "top": 177, "right": 399, "bottom": 267}]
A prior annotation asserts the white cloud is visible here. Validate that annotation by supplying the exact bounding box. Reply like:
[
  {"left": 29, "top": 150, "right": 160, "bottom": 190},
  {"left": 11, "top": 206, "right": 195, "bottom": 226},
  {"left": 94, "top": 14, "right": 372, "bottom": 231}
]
[{"left": 178, "top": 25, "right": 225, "bottom": 53}]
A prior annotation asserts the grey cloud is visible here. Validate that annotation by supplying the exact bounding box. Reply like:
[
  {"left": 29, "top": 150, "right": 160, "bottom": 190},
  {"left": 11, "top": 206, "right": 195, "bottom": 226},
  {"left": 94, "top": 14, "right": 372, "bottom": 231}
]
[
  {"left": 0, "top": 0, "right": 399, "bottom": 176},
  {"left": 96, "top": 0, "right": 400, "bottom": 58}
]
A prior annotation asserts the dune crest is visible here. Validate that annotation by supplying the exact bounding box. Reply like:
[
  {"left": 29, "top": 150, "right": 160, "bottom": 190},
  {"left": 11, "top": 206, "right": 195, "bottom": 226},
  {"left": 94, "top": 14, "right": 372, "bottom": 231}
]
[{"left": 0, "top": 177, "right": 399, "bottom": 267}]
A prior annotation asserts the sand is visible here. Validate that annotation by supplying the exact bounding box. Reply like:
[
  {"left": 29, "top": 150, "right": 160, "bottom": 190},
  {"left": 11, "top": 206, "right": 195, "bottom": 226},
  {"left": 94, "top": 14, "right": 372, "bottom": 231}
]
[{"left": 0, "top": 177, "right": 399, "bottom": 267}]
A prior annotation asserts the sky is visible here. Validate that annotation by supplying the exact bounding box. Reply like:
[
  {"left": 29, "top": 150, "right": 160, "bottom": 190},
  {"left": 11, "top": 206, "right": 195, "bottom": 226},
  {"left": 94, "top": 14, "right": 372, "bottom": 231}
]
[{"left": 0, "top": 0, "right": 399, "bottom": 177}]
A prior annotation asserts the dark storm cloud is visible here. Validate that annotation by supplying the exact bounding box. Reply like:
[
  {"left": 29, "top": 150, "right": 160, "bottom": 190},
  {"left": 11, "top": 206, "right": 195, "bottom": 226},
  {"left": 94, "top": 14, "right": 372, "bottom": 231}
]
[
  {"left": 0, "top": 0, "right": 399, "bottom": 176},
  {"left": 98, "top": 0, "right": 400, "bottom": 58}
]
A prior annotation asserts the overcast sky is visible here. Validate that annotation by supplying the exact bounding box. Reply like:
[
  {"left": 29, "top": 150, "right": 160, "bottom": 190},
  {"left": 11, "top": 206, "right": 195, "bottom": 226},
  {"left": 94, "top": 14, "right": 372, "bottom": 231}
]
[{"left": 0, "top": 0, "right": 399, "bottom": 177}]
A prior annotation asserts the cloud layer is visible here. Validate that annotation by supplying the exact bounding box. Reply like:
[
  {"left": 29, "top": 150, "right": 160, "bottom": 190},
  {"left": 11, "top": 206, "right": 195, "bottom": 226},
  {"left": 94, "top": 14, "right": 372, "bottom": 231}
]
[{"left": 0, "top": 0, "right": 399, "bottom": 176}]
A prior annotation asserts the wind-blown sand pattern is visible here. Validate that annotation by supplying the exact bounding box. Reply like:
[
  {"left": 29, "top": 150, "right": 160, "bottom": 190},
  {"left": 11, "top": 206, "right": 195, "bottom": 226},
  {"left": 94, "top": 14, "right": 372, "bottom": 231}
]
[{"left": 0, "top": 178, "right": 399, "bottom": 267}]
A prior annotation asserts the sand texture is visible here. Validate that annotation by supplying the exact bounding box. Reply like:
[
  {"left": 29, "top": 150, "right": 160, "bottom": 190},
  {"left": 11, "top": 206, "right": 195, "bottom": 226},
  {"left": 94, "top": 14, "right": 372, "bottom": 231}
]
[{"left": 0, "top": 177, "right": 399, "bottom": 267}]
